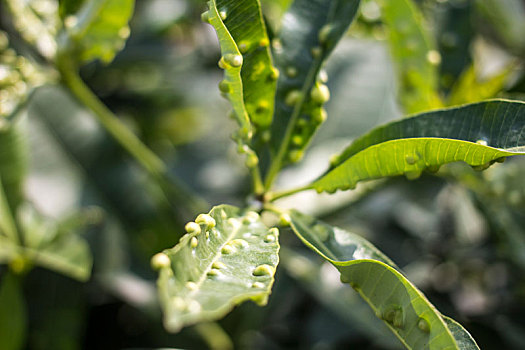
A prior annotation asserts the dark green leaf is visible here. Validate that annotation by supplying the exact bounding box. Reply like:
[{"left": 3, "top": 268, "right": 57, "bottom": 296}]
[
  {"left": 270, "top": 0, "right": 361, "bottom": 163},
  {"left": 381, "top": 0, "right": 442, "bottom": 114},
  {"left": 154, "top": 205, "right": 280, "bottom": 333},
  {"left": 0, "top": 272, "right": 26, "bottom": 350},
  {"left": 315, "top": 100, "right": 525, "bottom": 193},
  {"left": 289, "top": 210, "right": 464, "bottom": 349}
]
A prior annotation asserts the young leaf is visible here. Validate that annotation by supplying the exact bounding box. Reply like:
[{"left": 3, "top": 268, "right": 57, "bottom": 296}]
[
  {"left": 270, "top": 0, "right": 361, "bottom": 164},
  {"left": 0, "top": 272, "right": 27, "bottom": 350},
  {"left": 206, "top": 0, "right": 277, "bottom": 128},
  {"left": 448, "top": 64, "right": 512, "bottom": 106},
  {"left": 153, "top": 205, "right": 280, "bottom": 333},
  {"left": 380, "top": 0, "right": 443, "bottom": 114},
  {"left": 315, "top": 100, "right": 525, "bottom": 193},
  {"left": 289, "top": 210, "right": 476, "bottom": 350},
  {"left": 62, "top": 0, "right": 134, "bottom": 64}
]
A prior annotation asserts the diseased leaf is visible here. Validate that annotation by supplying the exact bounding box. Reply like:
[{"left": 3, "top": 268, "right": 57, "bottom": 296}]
[
  {"left": 63, "top": 0, "right": 134, "bottom": 64},
  {"left": 205, "top": 0, "right": 253, "bottom": 140},
  {"left": 289, "top": 210, "right": 464, "bottom": 349},
  {"left": 207, "top": 0, "right": 277, "bottom": 128},
  {"left": 380, "top": 0, "right": 443, "bottom": 114},
  {"left": 448, "top": 64, "right": 512, "bottom": 106},
  {"left": 154, "top": 205, "right": 280, "bottom": 333},
  {"left": 314, "top": 100, "right": 525, "bottom": 193},
  {"left": 270, "top": 0, "right": 361, "bottom": 163},
  {"left": 443, "top": 316, "right": 480, "bottom": 350},
  {"left": 280, "top": 248, "right": 402, "bottom": 348},
  {"left": 0, "top": 272, "right": 27, "bottom": 350}
]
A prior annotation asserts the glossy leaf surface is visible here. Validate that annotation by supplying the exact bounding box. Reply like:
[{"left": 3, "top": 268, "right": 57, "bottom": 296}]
[
  {"left": 64, "top": 0, "right": 134, "bottom": 64},
  {"left": 315, "top": 100, "right": 525, "bottom": 193},
  {"left": 270, "top": 0, "right": 361, "bottom": 163},
  {"left": 289, "top": 210, "right": 476, "bottom": 349},
  {"left": 0, "top": 272, "right": 26, "bottom": 350},
  {"left": 155, "top": 205, "right": 280, "bottom": 332},
  {"left": 210, "top": 0, "right": 277, "bottom": 128},
  {"left": 381, "top": 0, "right": 442, "bottom": 114}
]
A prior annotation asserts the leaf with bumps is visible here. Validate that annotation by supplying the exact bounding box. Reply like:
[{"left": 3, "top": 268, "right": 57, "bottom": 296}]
[
  {"left": 289, "top": 210, "right": 477, "bottom": 350},
  {"left": 270, "top": 0, "right": 361, "bottom": 164},
  {"left": 380, "top": 0, "right": 443, "bottom": 114},
  {"left": 153, "top": 205, "right": 280, "bottom": 333},
  {"left": 61, "top": 0, "right": 134, "bottom": 64},
  {"left": 205, "top": 0, "right": 254, "bottom": 140},
  {"left": 313, "top": 100, "right": 525, "bottom": 193},
  {"left": 206, "top": 0, "right": 277, "bottom": 129}
]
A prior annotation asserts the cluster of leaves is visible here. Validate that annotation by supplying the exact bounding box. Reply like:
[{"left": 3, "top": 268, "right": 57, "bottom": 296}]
[{"left": 2, "top": 0, "right": 525, "bottom": 348}]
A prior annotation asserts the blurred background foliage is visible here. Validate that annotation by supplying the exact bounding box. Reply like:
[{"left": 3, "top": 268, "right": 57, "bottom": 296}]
[{"left": 1, "top": 0, "right": 525, "bottom": 349}]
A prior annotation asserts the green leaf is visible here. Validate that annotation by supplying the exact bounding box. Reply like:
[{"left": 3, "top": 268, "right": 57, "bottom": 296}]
[
  {"left": 17, "top": 205, "right": 93, "bottom": 282},
  {"left": 380, "top": 0, "right": 443, "bottom": 114},
  {"left": 289, "top": 210, "right": 468, "bottom": 349},
  {"left": 205, "top": 0, "right": 253, "bottom": 141},
  {"left": 0, "top": 124, "right": 27, "bottom": 212},
  {"left": 63, "top": 0, "right": 134, "bottom": 64},
  {"left": 315, "top": 100, "right": 525, "bottom": 193},
  {"left": 0, "top": 272, "right": 27, "bottom": 350},
  {"left": 206, "top": 0, "right": 277, "bottom": 128},
  {"left": 280, "top": 248, "right": 401, "bottom": 348},
  {"left": 448, "top": 64, "right": 512, "bottom": 106},
  {"left": 154, "top": 205, "right": 280, "bottom": 333},
  {"left": 442, "top": 316, "right": 480, "bottom": 350},
  {"left": 270, "top": 0, "right": 361, "bottom": 163}
]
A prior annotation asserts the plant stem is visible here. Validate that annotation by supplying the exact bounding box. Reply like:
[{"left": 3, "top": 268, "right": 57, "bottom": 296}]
[
  {"left": 263, "top": 56, "right": 324, "bottom": 191},
  {"left": 57, "top": 53, "right": 208, "bottom": 216},
  {"left": 251, "top": 164, "right": 264, "bottom": 195},
  {"left": 194, "top": 322, "right": 233, "bottom": 350},
  {"left": 266, "top": 184, "right": 313, "bottom": 202}
]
